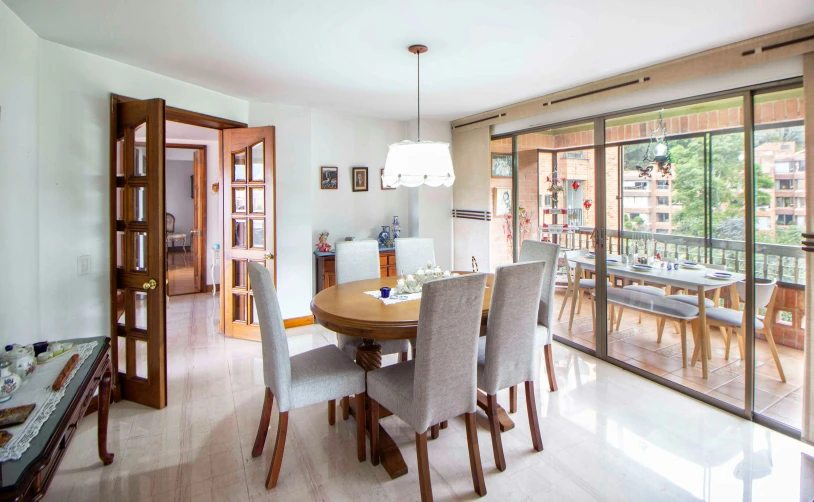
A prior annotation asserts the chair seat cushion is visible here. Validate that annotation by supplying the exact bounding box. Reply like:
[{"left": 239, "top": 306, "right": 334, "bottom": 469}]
[
  {"left": 666, "top": 294, "right": 715, "bottom": 308},
  {"left": 536, "top": 324, "right": 551, "bottom": 346},
  {"left": 607, "top": 288, "right": 699, "bottom": 320},
  {"left": 338, "top": 334, "right": 410, "bottom": 359},
  {"left": 166, "top": 232, "right": 186, "bottom": 240},
  {"left": 705, "top": 307, "right": 762, "bottom": 329},
  {"left": 578, "top": 279, "right": 611, "bottom": 289},
  {"left": 624, "top": 285, "right": 666, "bottom": 297},
  {"left": 289, "top": 345, "right": 366, "bottom": 410},
  {"left": 367, "top": 361, "right": 418, "bottom": 429}
]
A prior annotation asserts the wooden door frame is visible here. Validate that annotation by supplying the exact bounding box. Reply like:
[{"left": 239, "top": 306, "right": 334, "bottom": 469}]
[
  {"left": 166, "top": 143, "right": 207, "bottom": 295},
  {"left": 109, "top": 93, "right": 246, "bottom": 401}
]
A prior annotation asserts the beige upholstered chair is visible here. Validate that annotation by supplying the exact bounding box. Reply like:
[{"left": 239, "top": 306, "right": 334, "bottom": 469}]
[
  {"left": 247, "top": 262, "right": 367, "bottom": 490},
  {"left": 394, "top": 237, "right": 436, "bottom": 275},
  {"left": 165, "top": 213, "right": 187, "bottom": 253},
  {"left": 368, "top": 273, "right": 488, "bottom": 501},
  {"left": 477, "top": 261, "right": 546, "bottom": 471}
]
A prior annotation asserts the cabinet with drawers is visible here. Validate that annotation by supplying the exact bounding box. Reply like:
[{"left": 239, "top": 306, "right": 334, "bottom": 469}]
[{"left": 315, "top": 248, "right": 397, "bottom": 292}]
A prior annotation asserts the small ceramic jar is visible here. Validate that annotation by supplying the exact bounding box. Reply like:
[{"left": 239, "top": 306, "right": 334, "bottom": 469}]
[
  {"left": 0, "top": 361, "right": 22, "bottom": 403},
  {"left": 2, "top": 345, "right": 36, "bottom": 381}
]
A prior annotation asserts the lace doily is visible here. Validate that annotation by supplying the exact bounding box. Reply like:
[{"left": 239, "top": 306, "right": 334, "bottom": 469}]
[
  {"left": 0, "top": 341, "right": 98, "bottom": 462},
  {"left": 364, "top": 290, "right": 422, "bottom": 305}
]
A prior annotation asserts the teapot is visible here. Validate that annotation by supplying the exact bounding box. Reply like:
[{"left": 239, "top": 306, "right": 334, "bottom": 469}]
[{"left": 2, "top": 345, "right": 36, "bottom": 382}]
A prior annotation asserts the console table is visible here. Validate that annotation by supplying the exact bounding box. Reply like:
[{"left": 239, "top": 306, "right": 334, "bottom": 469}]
[
  {"left": 314, "top": 248, "right": 397, "bottom": 292},
  {"left": 0, "top": 337, "right": 113, "bottom": 501}
]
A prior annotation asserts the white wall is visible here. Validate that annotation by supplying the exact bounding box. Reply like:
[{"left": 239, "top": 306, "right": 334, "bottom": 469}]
[
  {"left": 165, "top": 158, "right": 194, "bottom": 242},
  {"left": 0, "top": 4, "right": 39, "bottom": 344},
  {"left": 35, "top": 40, "right": 248, "bottom": 341}
]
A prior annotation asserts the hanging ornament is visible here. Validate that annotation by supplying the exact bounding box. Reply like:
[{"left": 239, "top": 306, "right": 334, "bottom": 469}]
[
  {"left": 636, "top": 111, "right": 673, "bottom": 178},
  {"left": 571, "top": 181, "right": 581, "bottom": 190},
  {"left": 583, "top": 199, "right": 593, "bottom": 210}
]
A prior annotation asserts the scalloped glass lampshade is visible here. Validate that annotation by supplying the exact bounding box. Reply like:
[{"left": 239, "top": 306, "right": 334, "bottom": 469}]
[{"left": 381, "top": 140, "right": 455, "bottom": 188}]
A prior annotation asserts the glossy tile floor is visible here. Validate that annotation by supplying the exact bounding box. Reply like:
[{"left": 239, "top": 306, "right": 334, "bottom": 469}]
[
  {"left": 45, "top": 293, "right": 814, "bottom": 501},
  {"left": 167, "top": 249, "right": 199, "bottom": 296},
  {"left": 552, "top": 288, "right": 804, "bottom": 429}
]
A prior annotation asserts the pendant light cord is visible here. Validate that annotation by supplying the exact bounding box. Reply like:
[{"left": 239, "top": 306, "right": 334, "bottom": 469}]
[{"left": 417, "top": 50, "right": 420, "bottom": 142}]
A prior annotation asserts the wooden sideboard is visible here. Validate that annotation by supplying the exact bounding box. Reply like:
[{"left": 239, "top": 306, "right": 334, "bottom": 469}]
[{"left": 315, "top": 249, "right": 397, "bottom": 292}]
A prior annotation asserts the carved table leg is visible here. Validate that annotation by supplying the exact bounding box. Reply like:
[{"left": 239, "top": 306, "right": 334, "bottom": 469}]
[
  {"left": 98, "top": 368, "right": 114, "bottom": 465},
  {"left": 352, "top": 339, "right": 408, "bottom": 479}
]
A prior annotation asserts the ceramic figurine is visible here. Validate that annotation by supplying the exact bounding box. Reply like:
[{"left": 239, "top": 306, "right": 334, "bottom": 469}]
[
  {"left": 0, "top": 362, "right": 21, "bottom": 403},
  {"left": 378, "top": 226, "right": 391, "bottom": 248},
  {"left": 315, "top": 231, "right": 332, "bottom": 252},
  {"left": 392, "top": 216, "right": 401, "bottom": 239}
]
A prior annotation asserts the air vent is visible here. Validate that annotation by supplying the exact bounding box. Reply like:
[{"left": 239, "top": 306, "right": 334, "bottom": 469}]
[
  {"left": 452, "top": 209, "right": 492, "bottom": 221},
  {"left": 452, "top": 113, "right": 507, "bottom": 129},
  {"left": 542, "top": 77, "right": 651, "bottom": 107},
  {"left": 742, "top": 34, "right": 814, "bottom": 56}
]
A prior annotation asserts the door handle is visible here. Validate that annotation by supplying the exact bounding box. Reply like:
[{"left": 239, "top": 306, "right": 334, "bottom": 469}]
[
  {"left": 264, "top": 253, "right": 274, "bottom": 260},
  {"left": 143, "top": 279, "right": 157, "bottom": 290}
]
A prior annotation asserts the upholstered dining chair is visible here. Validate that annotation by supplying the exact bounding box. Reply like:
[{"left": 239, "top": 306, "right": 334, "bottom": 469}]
[
  {"left": 165, "top": 213, "right": 187, "bottom": 253},
  {"left": 477, "top": 261, "right": 546, "bottom": 471},
  {"left": 368, "top": 273, "right": 488, "bottom": 502},
  {"left": 518, "top": 240, "right": 561, "bottom": 393},
  {"left": 394, "top": 237, "right": 436, "bottom": 276},
  {"left": 247, "top": 262, "right": 367, "bottom": 490}
]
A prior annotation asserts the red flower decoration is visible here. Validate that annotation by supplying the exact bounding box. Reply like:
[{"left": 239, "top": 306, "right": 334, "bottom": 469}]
[
  {"left": 583, "top": 199, "right": 593, "bottom": 210},
  {"left": 571, "top": 181, "right": 580, "bottom": 190}
]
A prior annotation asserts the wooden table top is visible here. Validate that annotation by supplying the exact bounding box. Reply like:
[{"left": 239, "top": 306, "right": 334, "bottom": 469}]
[{"left": 310, "top": 274, "right": 494, "bottom": 340}]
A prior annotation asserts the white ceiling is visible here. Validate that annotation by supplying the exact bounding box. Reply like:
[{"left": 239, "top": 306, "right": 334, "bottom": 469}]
[{"left": 6, "top": 0, "right": 814, "bottom": 121}]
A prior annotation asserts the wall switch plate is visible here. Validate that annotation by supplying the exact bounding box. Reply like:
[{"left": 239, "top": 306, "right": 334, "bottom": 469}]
[{"left": 78, "top": 255, "right": 91, "bottom": 275}]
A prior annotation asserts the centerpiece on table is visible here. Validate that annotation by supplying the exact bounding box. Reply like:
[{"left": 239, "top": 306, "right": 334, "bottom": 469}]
[{"left": 393, "top": 262, "right": 457, "bottom": 294}]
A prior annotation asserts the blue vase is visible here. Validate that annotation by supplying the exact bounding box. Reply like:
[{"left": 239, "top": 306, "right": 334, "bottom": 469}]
[
  {"left": 378, "top": 226, "right": 391, "bottom": 248},
  {"left": 392, "top": 216, "right": 401, "bottom": 239}
]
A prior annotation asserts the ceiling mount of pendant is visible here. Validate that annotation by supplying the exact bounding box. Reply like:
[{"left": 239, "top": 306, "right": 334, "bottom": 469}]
[{"left": 408, "top": 45, "right": 428, "bottom": 54}]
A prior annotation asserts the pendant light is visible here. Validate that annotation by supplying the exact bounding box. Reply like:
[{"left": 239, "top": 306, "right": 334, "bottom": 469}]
[{"left": 382, "top": 45, "right": 455, "bottom": 188}]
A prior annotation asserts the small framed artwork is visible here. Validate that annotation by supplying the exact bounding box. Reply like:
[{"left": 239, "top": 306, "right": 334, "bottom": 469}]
[
  {"left": 320, "top": 166, "right": 338, "bottom": 190},
  {"left": 380, "top": 168, "right": 395, "bottom": 190},
  {"left": 493, "top": 187, "right": 512, "bottom": 216},
  {"left": 492, "top": 153, "right": 512, "bottom": 177},
  {"left": 352, "top": 167, "right": 368, "bottom": 192}
]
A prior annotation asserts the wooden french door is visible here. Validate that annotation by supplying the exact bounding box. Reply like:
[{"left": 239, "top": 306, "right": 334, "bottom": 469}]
[
  {"left": 192, "top": 148, "right": 206, "bottom": 292},
  {"left": 222, "top": 127, "right": 276, "bottom": 339},
  {"left": 110, "top": 96, "right": 168, "bottom": 409}
]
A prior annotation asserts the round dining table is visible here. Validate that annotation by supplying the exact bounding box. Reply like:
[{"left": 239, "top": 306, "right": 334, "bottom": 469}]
[{"left": 310, "top": 273, "right": 515, "bottom": 479}]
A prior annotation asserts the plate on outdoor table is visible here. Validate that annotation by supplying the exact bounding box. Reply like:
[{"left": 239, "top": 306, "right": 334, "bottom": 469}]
[
  {"left": 586, "top": 252, "right": 595, "bottom": 259},
  {"left": 706, "top": 271, "right": 734, "bottom": 280},
  {"left": 607, "top": 258, "right": 621, "bottom": 267},
  {"left": 631, "top": 264, "right": 654, "bottom": 271},
  {"left": 681, "top": 261, "right": 704, "bottom": 269}
]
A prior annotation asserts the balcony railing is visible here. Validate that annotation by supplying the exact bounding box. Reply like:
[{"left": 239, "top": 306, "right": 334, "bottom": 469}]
[{"left": 560, "top": 227, "right": 805, "bottom": 287}]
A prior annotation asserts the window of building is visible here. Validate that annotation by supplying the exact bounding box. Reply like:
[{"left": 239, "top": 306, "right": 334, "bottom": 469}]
[
  {"left": 657, "top": 196, "right": 669, "bottom": 205},
  {"left": 623, "top": 180, "right": 649, "bottom": 191},
  {"left": 774, "top": 161, "right": 793, "bottom": 174},
  {"left": 776, "top": 197, "right": 794, "bottom": 208},
  {"left": 797, "top": 215, "right": 806, "bottom": 227},
  {"left": 797, "top": 197, "right": 806, "bottom": 208},
  {"left": 657, "top": 213, "right": 670, "bottom": 223},
  {"left": 799, "top": 161, "right": 805, "bottom": 172},
  {"left": 776, "top": 179, "right": 794, "bottom": 190},
  {"left": 777, "top": 214, "right": 794, "bottom": 225},
  {"left": 656, "top": 180, "right": 669, "bottom": 190}
]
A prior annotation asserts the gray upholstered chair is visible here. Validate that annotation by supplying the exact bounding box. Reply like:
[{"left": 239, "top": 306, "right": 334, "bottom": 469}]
[
  {"left": 477, "top": 261, "right": 546, "bottom": 471},
  {"left": 394, "top": 237, "right": 436, "bottom": 275},
  {"left": 518, "top": 240, "right": 561, "bottom": 392},
  {"left": 368, "top": 273, "right": 488, "bottom": 501},
  {"left": 247, "top": 262, "right": 367, "bottom": 490}
]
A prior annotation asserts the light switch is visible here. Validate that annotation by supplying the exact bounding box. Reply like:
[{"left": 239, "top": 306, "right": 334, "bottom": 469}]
[{"left": 78, "top": 255, "right": 91, "bottom": 275}]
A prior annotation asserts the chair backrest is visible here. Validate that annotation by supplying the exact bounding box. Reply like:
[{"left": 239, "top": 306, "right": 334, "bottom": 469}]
[
  {"left": 166, "top": 213, "right": 175, "bottom": 233},
  {"left": 482, "top": 261, "right": 546, "bottom": 395},
  {"left": 707, "top": 263, "right": 727, "bottom": 271},
  {"left": 248, "top": 262, "right": 293, "bottom": 411},
  {"left": 735, "top": 279, "right": 777, "bottom": 310},
  {"left": 335, "top": 240, "right": 380, "bottom": 284},
  {"left": 412, "top": 273, "right": 487, "bottom": 433},
  {"left": 394, "top": 238, "right": 436, "bottom": 276},
  {"left": 519, "top": 240, "right": 561, "bottom": 329}
]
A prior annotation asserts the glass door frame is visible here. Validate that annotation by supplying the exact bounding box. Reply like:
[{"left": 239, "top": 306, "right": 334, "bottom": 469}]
[{"left": 495, "top": 76, "right": 805, "bottom": 439}]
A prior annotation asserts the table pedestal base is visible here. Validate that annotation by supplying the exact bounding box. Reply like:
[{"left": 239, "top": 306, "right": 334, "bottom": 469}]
[{"left": 476, "top": 390, "right": 515, "bottom": 432}]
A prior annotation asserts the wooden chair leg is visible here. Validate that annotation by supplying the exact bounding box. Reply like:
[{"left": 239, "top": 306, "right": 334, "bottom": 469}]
[
  {"left": 486, "top": 394, "right": 506, "bottom": 471},
  {"left": 656, "top": 318, "right": 665, "bottom": 343},
  {"left": 737, "top": 329, "right": 746, "bottom": 362},
  {"left": 265, "top": 410, "right": 288, "bottom": 489},
  {"left": 328, "top": 399, "right": 336, "bottom": 425},
  {"left": 544, "top": 344, "right": 558, "bottom": 392},
  {"left": 252, "top": 388, "right": 274, "bottom": 458},
  {"left": 608, "top": 304, "right": 614, "bottom": 333},
  {"left": 356, "top": 393, "right": 366, "bottom": 462},
  {"left": 590, "top": 295, "right": 597, "bottom": 332},
  {"left": 672, "top": 320, "right": 680, "bottom": 334},
  {"left": 679, "top": 321, "right": 688, "bottom": 368},
  {"left": 558, "top": 285, "right": 571, "bottom": 320},
  {"left": 416, "top": 431, "right": 433, "bottom": 502},
  {"left": 370, "top": 398, "right": 380, "bottom": 466},
  {"left": 615, "top": 307, "right": 624, "bottom": 331},
  {"left": 464, "top": 412, "right": 487, "bottom": 497},
  {"left": 723, "top": 327, "right": 732, "bottom": 360},
  {"left": 761, "top": 327, "right": 787, "bottom": 382},
  {"left": 577, "top": 289, "right": 584, "bottom": 314},
  {"left": 398, "top": 351, "right": 408, "bottom": 363},
  {"left": 440, "top": 420, "right": 448, "bottom": 429},
  {"left": 341, "top": 396, "right": 349, "bottom": 420},
  {"left": 509, "top": 385, "right": 517, "bottom": 414},
  {"left": 430, "top": 424, "right": 440, "bottom": 440},
  {"left": 525, "top": 381, "right": 544, "bottom": 452}
]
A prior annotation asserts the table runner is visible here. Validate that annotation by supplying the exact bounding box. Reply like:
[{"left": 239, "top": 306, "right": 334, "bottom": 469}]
[
  {"left": 364, "top": 290, "right": 422, "bottom": 305},
  {"left": 0, "top": 341, "right": 98, "bottom": 462}
]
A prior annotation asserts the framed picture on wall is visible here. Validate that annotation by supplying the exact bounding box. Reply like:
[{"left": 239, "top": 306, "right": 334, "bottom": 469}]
[
  {"left": 493, "top": 187, "right": 512, "bottom": 216},
  {"left": 380, "top": 168, "right": 395, "bottom": 190},
  {"left": 492, "top": 153, "right": 512, "bottom": 177},
  {"left": 321, "top": 166, "right": 338, "bottom": 189},
  {"left": 352, "top": 167, "right": 368, "bottom": 192}
]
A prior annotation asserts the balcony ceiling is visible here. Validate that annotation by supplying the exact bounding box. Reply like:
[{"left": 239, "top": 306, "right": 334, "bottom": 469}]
[{"left": 5, "top": 0, "right": 814, "bottom": 121}]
